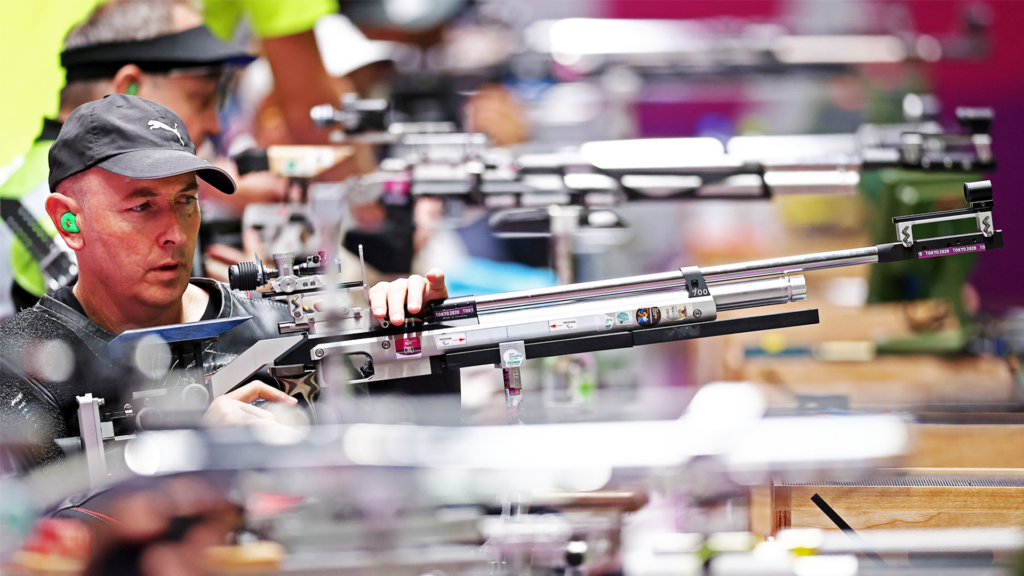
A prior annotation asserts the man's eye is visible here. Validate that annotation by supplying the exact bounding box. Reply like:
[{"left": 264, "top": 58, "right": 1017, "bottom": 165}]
[
  {"left": 131, "top": 202, "right": 150, "bottom": 212},
  {"left": 180, "top": 196, "right": 198, "bottom": 206}
]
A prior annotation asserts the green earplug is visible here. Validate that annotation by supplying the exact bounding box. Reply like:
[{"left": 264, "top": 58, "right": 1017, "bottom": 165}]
[{"left": 60, "top": 212, "right": 79, "bottom": 233}]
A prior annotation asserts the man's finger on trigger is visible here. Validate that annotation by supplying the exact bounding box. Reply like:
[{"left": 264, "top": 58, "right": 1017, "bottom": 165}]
[
  {"left": 406, "top": 275, "right": 426, "bottom": 313},
  {"left": 224, "top": 382, "right": 259, "bottom": 402},
  {"left": 387, "top": 279, "right": 408, "bottom": 323},
  {"left": 225, "top": 380, "right": 271, "bottom": 402},
  {"left": 227, "top": 381, "right": 289, "bottom": 405},
  {"left": 267, "top": 389, "right": 299, "bottom": 405},
  {"left": 369, "top": 282, "right": 390, "bottom": 317},
  {"left": 250, "top": 381, "right": 297, "bottom": 404}
]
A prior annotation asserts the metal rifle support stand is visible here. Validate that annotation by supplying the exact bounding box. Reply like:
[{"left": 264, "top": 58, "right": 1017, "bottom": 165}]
[
  {"left": 548, "top": 205, "right": 581, "bottom": 285},
  {"left": 308, "top": 183, "right": 355, "bottom": 404},
  {"left": 498, "top": 341, "right": 526, "bottom": 424},
  {"left": 546, "top": 206, "right": 586, "bottom": 406},
  {"left": 76, "top": 393, "right": 109, "bottom": 487}
]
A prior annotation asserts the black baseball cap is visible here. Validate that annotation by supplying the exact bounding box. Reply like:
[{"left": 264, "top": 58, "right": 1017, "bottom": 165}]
[{"left": 48, "top": 94, "right": 235, "bottom": 194}]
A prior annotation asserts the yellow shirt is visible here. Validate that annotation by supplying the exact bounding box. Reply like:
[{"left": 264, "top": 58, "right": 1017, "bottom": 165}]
[
  {"left": 203, "top": 0, "right": 337, "bottom": 41},
  {"left": 0, "top": 0, "right": 98, "bottom": 167},
  {"left": 0, "top": 0, "right": 337, "bottom": 167}
]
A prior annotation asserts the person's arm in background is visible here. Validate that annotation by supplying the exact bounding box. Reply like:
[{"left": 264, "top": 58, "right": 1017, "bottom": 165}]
[
  {"left": 261, "top": 31, "right": 340, "bottom": 144},
  {"left": 466, "top": 84, "right": 530, "bottom": 147},
  {"left": 202, "top": 157, "right": 300, "bottom": 214},
  {"left": 204, "top": 0, "right": 342, "bottom": 145}
]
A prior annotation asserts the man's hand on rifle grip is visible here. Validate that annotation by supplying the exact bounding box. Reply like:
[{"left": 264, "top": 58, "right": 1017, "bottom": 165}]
[{"left": 203, "top": 381, "right": 298, "bottom": 428}]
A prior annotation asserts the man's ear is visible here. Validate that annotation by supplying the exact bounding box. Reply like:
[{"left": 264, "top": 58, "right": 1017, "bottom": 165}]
[
  {"left": 110, "top": 64, "right": 145, "bottom": 96},
  {"left": 45, "top": 193, "right": 85, "bottom": 251}
]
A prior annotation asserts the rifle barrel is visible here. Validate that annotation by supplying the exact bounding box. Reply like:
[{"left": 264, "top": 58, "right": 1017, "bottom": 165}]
[
  {"left": 700, "top": 246, "right": 880, "bottom": 283},
  {"left": 467, "top": 246, "right": 875, "bottom": 315}
]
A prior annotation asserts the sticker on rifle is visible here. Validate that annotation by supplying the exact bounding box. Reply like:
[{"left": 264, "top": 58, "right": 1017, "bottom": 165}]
[
  {"left": 548, "top": 318, "right": 578, "bottom": 332},
  {"left": 434, "top": 333, "right": 468, "bottom": 349},
  {"left": 918, "top": 244, "right": 985, "bottom": 259},
  {"left": 503, "top": 348, "right": 525, "bottom": 368},
  {"left": 664, "top": 305, "right": 687, "bottom": 321},
  {"left": 431, "top": 303, "right": 478, "bottom": 321},
  {"left": 636, "top": 307, "right": 662, "bottom": 326},
  {"left": 599, "top": 314, "right": 615, "bottom": 331},
  {"left": 395, "top": 336, "right": 422, "bottom": 359},
  {"left": 615, "top": 311, "right": 632, "bottom": 326}
]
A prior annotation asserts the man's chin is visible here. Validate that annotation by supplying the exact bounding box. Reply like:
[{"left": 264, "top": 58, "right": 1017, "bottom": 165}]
[{"left": 136, "top": 276, "right": 192, "bottom": 309}]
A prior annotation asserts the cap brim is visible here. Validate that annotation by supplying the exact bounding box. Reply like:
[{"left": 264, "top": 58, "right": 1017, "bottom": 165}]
[
  {"left": 97, "top": 149, "right": 235, "bottom": 194},
  {"left": 173, "top": 29, "right": 255, "bottom": 69},
  {"left": 62, "top": 26, "right": 256, "bottom": 72}
]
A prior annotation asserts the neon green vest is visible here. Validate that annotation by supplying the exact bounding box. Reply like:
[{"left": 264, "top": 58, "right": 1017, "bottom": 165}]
[{"left": 1, "top": 138, "right": 57, "bottom": 297}]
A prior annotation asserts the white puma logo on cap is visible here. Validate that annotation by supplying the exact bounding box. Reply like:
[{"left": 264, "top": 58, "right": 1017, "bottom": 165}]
[{"left": 148, "top": 120, "right": 185, "bottom": 147}]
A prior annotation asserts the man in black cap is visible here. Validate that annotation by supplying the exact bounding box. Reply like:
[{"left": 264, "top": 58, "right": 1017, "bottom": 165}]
[{"left": 0, "top": 94, "right": 447, "bottom": 473}]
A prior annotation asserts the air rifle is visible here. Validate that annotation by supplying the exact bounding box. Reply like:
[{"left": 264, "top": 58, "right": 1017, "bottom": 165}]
[
  {"left": 240, "top": 97, "right": 992, "bottom": 199},
  {"left": 392, "top": 106, "right": 993, "bottom": 206},
  {"left": 67, "top": 179, "right": 1000, "bottom": 478},
  {"left": 233, "top": 102, "right": 994, "bottom": 278},
  {"left": 214, "top": 180, "right": 1000, "bottom": 422}
]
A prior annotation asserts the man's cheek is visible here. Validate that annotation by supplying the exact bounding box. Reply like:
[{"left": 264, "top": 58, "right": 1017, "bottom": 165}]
[
  {"left": 90, "top": 217, "right": 138, "bottom": 242},
  {"left": 186, "top": 217, "right": 200, "bottom": 250},
  {"left": 95, "top": 240, "right": 138, "bottom": 287}
]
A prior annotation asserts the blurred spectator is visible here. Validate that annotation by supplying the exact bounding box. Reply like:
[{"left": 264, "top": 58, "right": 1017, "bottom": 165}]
[
  {"left": 204, "top": 0, "right": 343, "bottom": 145},
  {"left": 0, "top": 0, "right": 292, "bottom": 317}
]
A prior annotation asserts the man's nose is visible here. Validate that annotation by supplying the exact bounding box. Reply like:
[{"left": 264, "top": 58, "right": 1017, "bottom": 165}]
[{"left": 157, "top": 210, "right": 190, "bottom": 247}]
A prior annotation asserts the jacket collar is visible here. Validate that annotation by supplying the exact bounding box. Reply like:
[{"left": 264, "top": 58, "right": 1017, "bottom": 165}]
[
  {"left": 34, "top": 279, "right": 229, "bottom": 354},
  {"left": 35, "top": 292, "right": 116, "bottom": 360}
]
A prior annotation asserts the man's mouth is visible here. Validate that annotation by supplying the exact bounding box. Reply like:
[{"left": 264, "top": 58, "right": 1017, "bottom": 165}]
[{"left": 153, "top": 262, "right": 184, "bottom": 273}]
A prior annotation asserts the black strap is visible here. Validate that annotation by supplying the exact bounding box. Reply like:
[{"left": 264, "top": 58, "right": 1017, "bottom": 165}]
[
  {"left": 0, "top": 198, "right": 77, "bottom": 291},
  {"left": 0, "top": 198, "right": 53, "bottom": 261}
]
